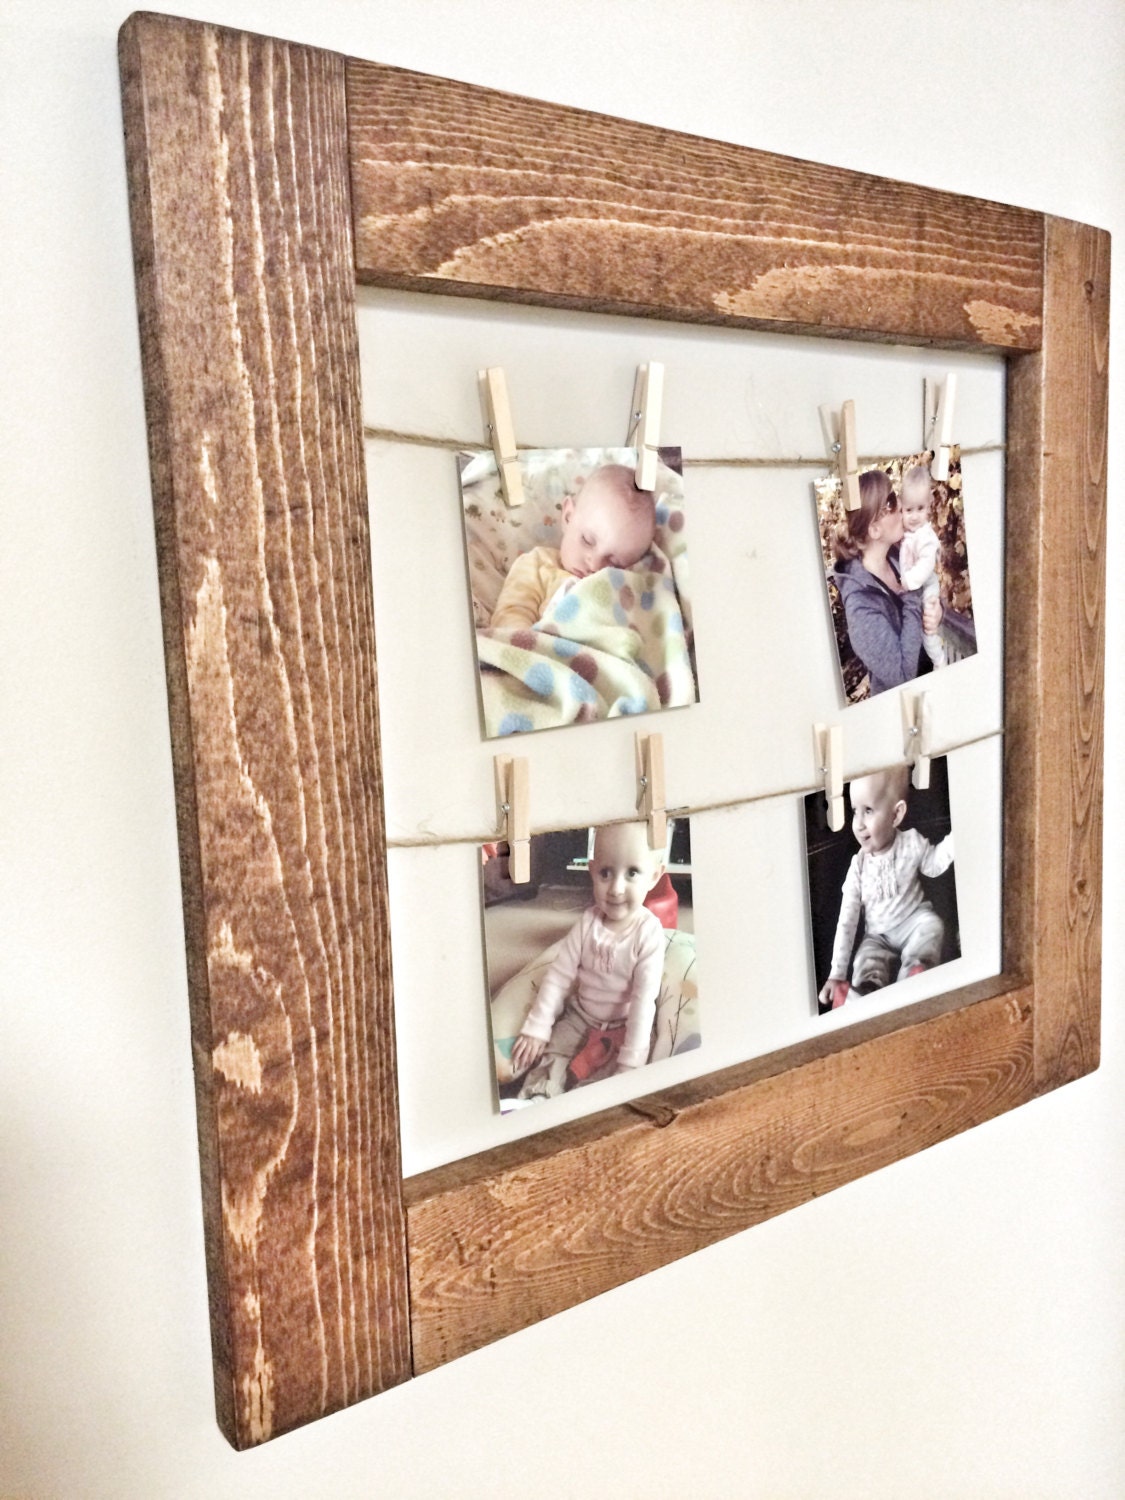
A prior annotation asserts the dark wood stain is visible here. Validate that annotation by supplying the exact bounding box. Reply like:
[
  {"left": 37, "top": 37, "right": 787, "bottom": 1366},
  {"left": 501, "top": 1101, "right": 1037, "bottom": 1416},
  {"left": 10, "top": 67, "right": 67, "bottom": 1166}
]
[
  {"left": 120, "top": 12, "right": 411, "bottom": 1448},
  {"left": 346, "top": 59, "right": 1044, "bottom": 350},
  {"left": 120, "top": 13, "right": 1104, "bottom": 1444}
]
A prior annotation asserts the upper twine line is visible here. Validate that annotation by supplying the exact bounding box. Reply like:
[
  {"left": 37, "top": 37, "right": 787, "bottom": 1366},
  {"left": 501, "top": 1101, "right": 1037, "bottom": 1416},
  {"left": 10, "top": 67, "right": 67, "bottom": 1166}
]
[
  {"left": 366, "top": 420, "right": 997, "bottom": 850},
  {"left": 363, "top": 425, "right": 1004, "bottom": 468}
]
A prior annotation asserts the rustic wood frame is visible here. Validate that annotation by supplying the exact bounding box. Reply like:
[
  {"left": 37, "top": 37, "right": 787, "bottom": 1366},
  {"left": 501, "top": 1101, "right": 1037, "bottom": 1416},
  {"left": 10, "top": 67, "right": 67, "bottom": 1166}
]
[{"left": 119, "top": 10, "right": 1108, "bottom": 1449}]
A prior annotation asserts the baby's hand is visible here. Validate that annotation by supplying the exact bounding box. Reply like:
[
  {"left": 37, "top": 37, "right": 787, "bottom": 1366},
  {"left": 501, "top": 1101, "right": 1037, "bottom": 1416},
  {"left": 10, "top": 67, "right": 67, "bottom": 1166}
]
[
  {"left": 819, "top": 976, "right": 849, "bottom": 1009},
  {"left": 510, "top": 1032, "right": 546, "bottom": 1075}
]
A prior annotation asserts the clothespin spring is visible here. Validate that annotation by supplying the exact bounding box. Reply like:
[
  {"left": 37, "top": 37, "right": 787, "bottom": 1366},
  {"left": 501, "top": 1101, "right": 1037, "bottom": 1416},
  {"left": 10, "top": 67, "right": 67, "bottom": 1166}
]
[
  {"left": 814, "top": 722, "right": 845, "bottom": 833},
  {"left": 818, "top": 400, "right": 860, "bottom": 511},
  {"left": 924, "top": 373, "right": 957, "bottom": 483},
  {"left": 627, "top": 362, "right": 664, "bottom": 492},
  {"left": 478, "top": 366, "right": 524, "bottom": 508},
  {"left": 493, "top": 754, "right": 530, "bottom": 883},
  {"left": 902, "top": 691, "right": 932, "bottom": 790},
  {"left": 635, "top": 731, "right": 667, "bottom": 851}
]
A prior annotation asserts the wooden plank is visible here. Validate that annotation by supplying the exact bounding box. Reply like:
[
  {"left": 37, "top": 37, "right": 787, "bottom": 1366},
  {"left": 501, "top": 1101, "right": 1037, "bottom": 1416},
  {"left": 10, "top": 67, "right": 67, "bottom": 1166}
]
[
  {"left": 1006, "top": 219, "right": 1108, "bottom": 1089},
  {"left": 120, "top": 12, "right": 410, "bottom": 1446},
  {"left": 345, "top": 59, "right": 1044, "bottom": 350},
  {"left": 405, "top": 981, "right": 1036, "bottom": 1372},
  {"left": 1003, "top": 299, "right": 1046, "bottom": 986},
  {"left": 120, "top": 15, "right": 1106, "bottom": 1432}
]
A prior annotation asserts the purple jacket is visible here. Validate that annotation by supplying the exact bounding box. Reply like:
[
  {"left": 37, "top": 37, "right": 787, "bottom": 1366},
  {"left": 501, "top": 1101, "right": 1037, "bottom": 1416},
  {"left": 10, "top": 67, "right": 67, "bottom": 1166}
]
[{"left": 833, "top": 550, "right": 924, "bottom": 697}]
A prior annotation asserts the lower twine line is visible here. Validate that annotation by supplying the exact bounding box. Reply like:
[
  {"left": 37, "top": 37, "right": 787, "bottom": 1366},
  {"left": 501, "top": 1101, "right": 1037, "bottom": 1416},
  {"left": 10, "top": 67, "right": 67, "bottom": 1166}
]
[
  {"left": 363, "top": 425, "right": 1006, "bottom": 468},
  {"left": 384, "top": 727, "right": 1003, "bottom": 850}
]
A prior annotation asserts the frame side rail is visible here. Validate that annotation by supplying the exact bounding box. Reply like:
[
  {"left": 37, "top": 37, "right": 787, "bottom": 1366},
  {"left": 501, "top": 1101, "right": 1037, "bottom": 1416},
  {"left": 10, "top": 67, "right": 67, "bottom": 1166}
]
[
  {"left": 120, "top": 11, "right": 411, "bottom": 1447},
  {"left": 1005, "top": 217, "right": 1108, "bottom": 1091}
]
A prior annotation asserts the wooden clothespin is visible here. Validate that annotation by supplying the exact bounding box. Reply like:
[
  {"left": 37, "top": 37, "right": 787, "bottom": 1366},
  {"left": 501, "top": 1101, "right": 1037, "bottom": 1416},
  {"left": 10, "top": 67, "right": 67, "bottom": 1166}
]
[
  {"left": 635, "top": 731, "right": 667, "bottom": 850},
  {"left": 924, "top": 373, "right": 957, "bottom": 482},
  {"left": 901, "top": 691, "right": 932, "bottom": 790},
  {"left": 478, "top": 367, "right": 524, "bottom": 507},
  {"left": 493, "top": 754, "right": 530, "bottom": 883},
  {"left": 626, "top": 362, "right": 664, "bottom": 491},
  {"left": 813, "top": 722, "right": 845, "bottom": 832},
  {"left": 819, "top": 400, "right": 860, "bottom": 511}
]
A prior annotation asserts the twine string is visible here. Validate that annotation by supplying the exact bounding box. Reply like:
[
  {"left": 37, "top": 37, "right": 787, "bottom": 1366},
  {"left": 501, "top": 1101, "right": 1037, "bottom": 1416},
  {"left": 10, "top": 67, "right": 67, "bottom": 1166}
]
[
  {"left": 363, "top": 424, "right": 1004, "bottom": 468},
  {"left": 365, "top": 421, "right": 998, "bottom": 851},
  {"left": 385, "top": 727, "right": 1001, "bottom": 850}
]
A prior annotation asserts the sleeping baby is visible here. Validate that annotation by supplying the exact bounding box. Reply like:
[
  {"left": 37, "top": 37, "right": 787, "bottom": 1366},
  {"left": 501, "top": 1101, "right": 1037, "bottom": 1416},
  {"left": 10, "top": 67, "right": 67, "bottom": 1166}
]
[{"left": 489, "top": 463, "right": 656, "bottom": 630}]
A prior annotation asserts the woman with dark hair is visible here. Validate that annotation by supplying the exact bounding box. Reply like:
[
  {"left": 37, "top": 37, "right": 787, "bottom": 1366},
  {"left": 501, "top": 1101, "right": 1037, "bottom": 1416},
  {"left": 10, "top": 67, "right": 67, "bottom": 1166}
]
[{"left": 832, "top": 469, "right": 942, "bottom": 696}]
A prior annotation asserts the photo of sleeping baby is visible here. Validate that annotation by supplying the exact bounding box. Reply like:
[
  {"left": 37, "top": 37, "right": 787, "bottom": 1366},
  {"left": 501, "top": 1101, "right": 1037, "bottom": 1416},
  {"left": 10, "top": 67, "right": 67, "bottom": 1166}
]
[
  {"left": 459, "top": 446, "right": 698, "bottom": 738},
  {"left": 813, "top": 450, "right": 977, "bottom": 704},
  {"left": 481, "top": 818, "right": 699, "bottom": 1111},
  {"left": 804, "top": 757, "right": 959, "bottom": 1017}
]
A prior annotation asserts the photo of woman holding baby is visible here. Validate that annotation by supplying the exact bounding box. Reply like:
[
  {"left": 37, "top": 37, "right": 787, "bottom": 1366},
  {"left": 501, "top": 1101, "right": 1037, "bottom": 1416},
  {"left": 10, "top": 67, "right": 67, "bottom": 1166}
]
[
  {"left": 834, "top": 469, "right": 937, "bottom": 696},
  {"left": 815, "top": 453, "right": 977, "bottom": 704}
]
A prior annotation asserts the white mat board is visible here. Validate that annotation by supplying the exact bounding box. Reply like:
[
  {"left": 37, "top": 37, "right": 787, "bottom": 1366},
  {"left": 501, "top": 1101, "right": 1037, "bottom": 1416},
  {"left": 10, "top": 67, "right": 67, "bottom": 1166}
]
[{"left": 357, "top": 288, "right": 1005, "bottom": 1177}]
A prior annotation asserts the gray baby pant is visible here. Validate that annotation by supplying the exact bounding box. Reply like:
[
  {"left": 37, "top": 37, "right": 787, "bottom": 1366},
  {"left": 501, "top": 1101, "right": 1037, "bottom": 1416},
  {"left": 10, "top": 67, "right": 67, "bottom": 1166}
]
[{"left": 851, "top": 903, "right": 945, "bottom": 992}]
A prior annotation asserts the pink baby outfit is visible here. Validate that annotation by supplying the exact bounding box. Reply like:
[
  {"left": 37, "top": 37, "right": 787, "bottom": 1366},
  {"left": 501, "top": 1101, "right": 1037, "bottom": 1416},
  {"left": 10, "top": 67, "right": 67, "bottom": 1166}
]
[{"left": 518, "top": 905, "right": 664, "bottom": 1093}]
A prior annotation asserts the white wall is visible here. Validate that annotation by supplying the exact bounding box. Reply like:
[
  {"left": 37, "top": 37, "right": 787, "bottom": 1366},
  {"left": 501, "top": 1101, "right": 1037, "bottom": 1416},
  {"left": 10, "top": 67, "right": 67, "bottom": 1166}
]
[{"left": 2, "top": 2, "right": 1122, "bottom": 1495}]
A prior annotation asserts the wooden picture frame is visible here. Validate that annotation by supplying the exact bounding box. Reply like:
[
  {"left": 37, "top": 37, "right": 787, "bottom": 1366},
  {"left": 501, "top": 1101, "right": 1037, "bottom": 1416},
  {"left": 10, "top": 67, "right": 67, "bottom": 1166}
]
[{"left": 119, "top": 10, "right": 1108, "bottom": 1449}]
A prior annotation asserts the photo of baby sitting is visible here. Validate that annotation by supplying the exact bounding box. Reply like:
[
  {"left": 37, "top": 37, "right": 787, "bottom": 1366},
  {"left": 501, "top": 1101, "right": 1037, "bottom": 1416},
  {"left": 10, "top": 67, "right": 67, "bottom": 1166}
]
[
  {"left": 803, "top": 757, "right": 959, "bottom": 1017},
  {"left": 813, "top": 450, "right": 977, "bottom": 704},
  {"left": 459, "top": 446, "right": 698, "bottom": 738},
  {"left": 481, "top": 818, "right": 699, "bottom": 1111}
]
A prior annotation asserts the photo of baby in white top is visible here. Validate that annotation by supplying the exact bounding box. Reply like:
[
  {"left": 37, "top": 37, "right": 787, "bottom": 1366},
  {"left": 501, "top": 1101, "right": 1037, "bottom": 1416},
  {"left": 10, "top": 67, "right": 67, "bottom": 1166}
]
[{"left": 804, "top": 758, "right": 959, "bottom": 1017}]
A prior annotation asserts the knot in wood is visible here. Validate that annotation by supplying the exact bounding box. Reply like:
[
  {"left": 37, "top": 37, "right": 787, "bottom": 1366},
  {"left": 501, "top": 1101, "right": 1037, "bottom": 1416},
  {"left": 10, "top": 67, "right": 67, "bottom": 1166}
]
[{"left": 627, "top": 1098, "right": 678, "bottom": 1128}]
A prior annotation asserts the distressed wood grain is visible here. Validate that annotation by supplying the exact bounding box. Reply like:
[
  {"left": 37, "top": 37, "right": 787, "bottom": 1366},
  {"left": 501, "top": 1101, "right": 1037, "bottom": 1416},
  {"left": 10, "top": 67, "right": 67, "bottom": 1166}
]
[
  {"left": 405, "top": 980, "right": 1035, "bottom": 1371},
  {"left": 345, "top": 60, "right": 1044, "bottom": 350},
  {"left": 1006, "top": 218, "right": 1108, "bottom": 1088},
  {"left": 121, "top": 13, "right": 1106, "bottom": 1432},
  {"left": 120, "top": 12, "right": 409, "bottom": 1446}
]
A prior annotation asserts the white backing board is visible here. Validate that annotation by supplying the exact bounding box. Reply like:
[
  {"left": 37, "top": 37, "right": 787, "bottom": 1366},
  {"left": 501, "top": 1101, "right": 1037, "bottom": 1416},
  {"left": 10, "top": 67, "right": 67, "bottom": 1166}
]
[{"left": 356, "top": 288, "right": 1005, "bottom": 1177}]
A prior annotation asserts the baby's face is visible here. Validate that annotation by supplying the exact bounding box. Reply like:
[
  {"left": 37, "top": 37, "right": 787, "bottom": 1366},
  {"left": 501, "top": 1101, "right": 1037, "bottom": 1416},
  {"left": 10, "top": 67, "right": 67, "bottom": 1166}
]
[
  {"left": 589, "top": 823, "right": 663, "bottom": 930},
  {"left": 559, "top": 477, "right": 654, "bottom": 578},
  {"left": 901, "top": 481, "right": 933, "bottom": 534},
  {"left": 849, "top": 773, "right": 907, "bottom": 855}
]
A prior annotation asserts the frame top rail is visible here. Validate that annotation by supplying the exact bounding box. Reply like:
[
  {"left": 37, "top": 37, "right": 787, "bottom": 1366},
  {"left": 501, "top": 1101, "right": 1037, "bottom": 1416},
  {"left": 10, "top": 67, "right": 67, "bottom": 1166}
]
[{"left": 346, "top": 57, "right": 1044, "bottom": 351}]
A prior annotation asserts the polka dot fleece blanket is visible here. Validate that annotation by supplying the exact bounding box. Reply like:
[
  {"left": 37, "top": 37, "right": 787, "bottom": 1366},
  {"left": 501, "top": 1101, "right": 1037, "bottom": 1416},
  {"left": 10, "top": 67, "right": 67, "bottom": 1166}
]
[
  {"left": 478, "top": 555, "right": 696, "bottom": 735},
  {"left": 461, "top": 446, "right": 698, "bottom": 737}
]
